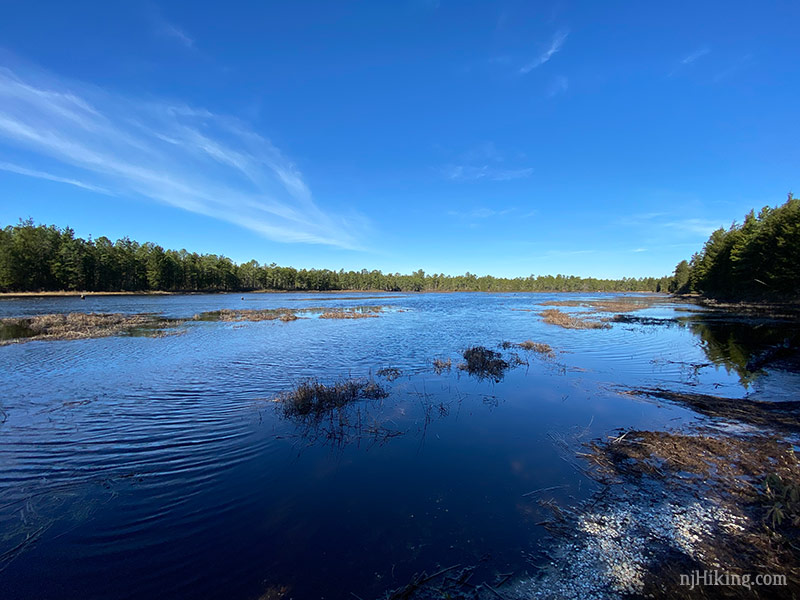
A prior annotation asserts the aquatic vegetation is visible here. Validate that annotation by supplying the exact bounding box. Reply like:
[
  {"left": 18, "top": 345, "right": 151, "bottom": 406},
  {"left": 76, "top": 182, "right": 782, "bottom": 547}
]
[
  {"left": 763, "top": 474, "right": 800, "bottom": 529},
  {"left": 277, "top": 378, "right": 389, "bottom": 419},
  {"left": 0, "top": 312, "right": 181, "bottom": 345},
  {"left": 318, "top": 310, "right": 379, "bottom": 319},
  {"left": 194, "top": 305, "right": 389, "bottom": 323},
  {"left": 544, "top": 296, "right": 665, "bottom": 313},
  {"left": 502, "top": 340, "right": 554, "bottom": 355},
  {"left": 376, "top": 367, "right": 402, "bottom": 381},
  {"left": 458, "top": 346, "right": 510, "bottom": 381},
  {"left": 193, "top": 308, "right": 298, "bottom": 322},
  {"left": 539, "top": 309, "right": 609, "bottom": 330},
  {"left": 432, "top": 357, "right": 452, "bottom": 373},
  {"left": 382, "top": 564, "right": 495, "bottom": 600}
]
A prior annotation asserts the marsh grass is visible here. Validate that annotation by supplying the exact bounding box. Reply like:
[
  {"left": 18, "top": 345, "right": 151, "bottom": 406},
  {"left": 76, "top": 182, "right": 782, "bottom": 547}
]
[
  {"left": 502, "top": 340, "right": 555, "bottom": 356},
  {"left": 376, "top": 367, "right": 402, "bottom": 381},
  {"left": 277, "top": 378, "right": 389, "bottom": 419},
  {"left": 540, "top": 309, "right": 609, "bottom": 330},
  {"left": 194, "top": 305, "right": 389, "bottom": 322},
  {"left": 432, "top": 357, "right": 452, "bottom": 373},
  {"left": 318, "top": 310, "right": 378, "bottom": 319},
  {"left": 0, "top": 312, "right": 181, "bottom": 345},
  {"left": 458, "top": 346, "right": 510, "bottom": 381},
  {"left": 194, "top": 308, "right": 298, "bottom": 322},
  {"left": 543, "top": 296, "right": 666, "bottom": 312}
]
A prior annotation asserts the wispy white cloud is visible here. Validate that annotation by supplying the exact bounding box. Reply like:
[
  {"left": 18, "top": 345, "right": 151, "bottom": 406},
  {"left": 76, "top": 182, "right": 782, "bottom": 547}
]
[
  {"left": 161, "top": 23, "right": 194, "bottom": 48},
  {"left": 547, "top": 75, "right": 569, "bottom": 97},
  {"left": 0, "top": 161, "right": 112, "bottom": 194},
  {"left": 712, "top": 54, "right": 754, "bottom": 83},
  {"left": 669, "top": 46, "right": 710, "bottom": 76},
  {"left": 0, "top": 65, "right": 365, "bottom": 249},
  {"left": 448, "top": 207, "right": 515, "bottom": 219},
  {"left": 443, "top": 164, "right": 533, "bottom": 182},
  {"left": 149, "top": 6, "right": 195, "bottom": 48},
  {"left": 682, "top": 46, "right": 710, "bottom": 65},
  {"left": 440, "top": 142, "right": 532, "bottom": 182},
  {"left": 664, "top": 218, "right": 724, "bottom": 236},
  {"left": 520, "top": 30, "right": 569, "bottom": 74}
]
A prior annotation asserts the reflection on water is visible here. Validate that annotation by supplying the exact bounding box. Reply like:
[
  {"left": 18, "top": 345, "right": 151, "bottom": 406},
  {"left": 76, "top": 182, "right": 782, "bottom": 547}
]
[
  {"left": 680, "top": 314, "right": 800, "bottom": 386},
  {"left": 0, "top": 292, "right": 797, "bottom": 600}
]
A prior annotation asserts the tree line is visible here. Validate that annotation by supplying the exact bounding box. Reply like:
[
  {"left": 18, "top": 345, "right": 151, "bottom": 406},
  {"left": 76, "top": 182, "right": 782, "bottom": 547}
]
[
  {"left": 0, "top": 218, "right": 674, "bottom": 293},
  {"left": 670, "top": 194, "right": 799, "bottom": 298}
]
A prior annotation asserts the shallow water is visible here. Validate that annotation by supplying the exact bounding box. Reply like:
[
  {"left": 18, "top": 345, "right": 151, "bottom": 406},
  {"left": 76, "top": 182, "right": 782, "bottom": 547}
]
[{"left": 0, "top": 292, "right": 796, "bottom": 599}]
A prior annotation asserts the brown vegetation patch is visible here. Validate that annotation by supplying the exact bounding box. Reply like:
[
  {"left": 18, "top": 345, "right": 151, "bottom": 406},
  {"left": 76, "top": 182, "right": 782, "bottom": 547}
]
[
  {"left": 194, "top": 308, "right": 298, "bottom": 322},
  {"left": 540, "top": 309, "right": 609, "bottom": 330},
  {"left": 544, "top": 296, "right": 665, "bottom": 313},
  {"left": 376, "top": 367, "right": 402, "bottom": 381},
  {"left": 276, "top": 378, "right": 389, "bottom": 419},
  {"left": 432, "top": 358, "right": 452, "bottom": 374},
  {"left": 458, "top": 346, "right": 510, "bottom": 381},
  {"left": 502, "top": 340, "right": 555, "bottom": 355},
  {"left": 0, "top": 312, "right": 182, "bottom": 345}
]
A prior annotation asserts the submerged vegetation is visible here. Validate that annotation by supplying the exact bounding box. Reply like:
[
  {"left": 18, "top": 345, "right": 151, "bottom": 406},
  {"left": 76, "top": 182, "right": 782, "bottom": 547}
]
[
  {"left": 539, "top": 308, "right": 610, "bottom": 330},
  {"left": 0, "top": 312, "right": 182, "bottom": 345}
]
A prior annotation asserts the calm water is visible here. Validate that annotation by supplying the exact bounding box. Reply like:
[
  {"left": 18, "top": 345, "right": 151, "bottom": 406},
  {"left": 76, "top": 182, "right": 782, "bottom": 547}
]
[{"left": 0, "top": 292, "right": 796, "bottom": 599}]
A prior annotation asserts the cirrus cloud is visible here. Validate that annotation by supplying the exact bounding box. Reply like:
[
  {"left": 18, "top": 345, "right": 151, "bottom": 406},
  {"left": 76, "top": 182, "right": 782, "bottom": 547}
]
[{"left": 0, "top": 63, "right": 366, "bottom": 249}]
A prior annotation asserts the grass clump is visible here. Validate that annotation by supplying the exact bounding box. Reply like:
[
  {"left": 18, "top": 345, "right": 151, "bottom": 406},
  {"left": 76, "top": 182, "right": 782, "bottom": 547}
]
[
  {"left": 376, "top": 367, "right": 402, "bottom": 381},
  {"left": 458, "top": 346, "right": 510, "bottom": 381},
  {"left": 502, "top": 340, "right": 554, "bottom": 355},
  {"left": 540, "top": 308, "right": 609, "bottom": 330},
  {"left": 278, "top": 378, "right": 388, "bottom": 418},
  {"left": 432, "top": 357, "right": 452, "bottom": 373},
  {"left": 519, "top": 340, "right": 554, "bottom": 354}
]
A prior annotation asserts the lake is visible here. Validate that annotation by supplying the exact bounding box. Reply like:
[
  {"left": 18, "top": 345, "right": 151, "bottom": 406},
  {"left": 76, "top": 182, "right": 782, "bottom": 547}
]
[{"left": 0, "top": 292, "right": 796, "bottom": 599}]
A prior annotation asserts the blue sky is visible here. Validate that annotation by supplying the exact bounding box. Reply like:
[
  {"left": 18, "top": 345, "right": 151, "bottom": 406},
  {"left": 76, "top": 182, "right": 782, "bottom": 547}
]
[{"left": 0, "top": 1, "right": 797, "bottom": 278}]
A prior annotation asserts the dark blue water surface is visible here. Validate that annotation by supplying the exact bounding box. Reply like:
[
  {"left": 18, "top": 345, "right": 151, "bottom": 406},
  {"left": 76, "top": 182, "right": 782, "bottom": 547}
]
[{"left": 0, "top": 292, "right": 795, "bottom": 599}]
